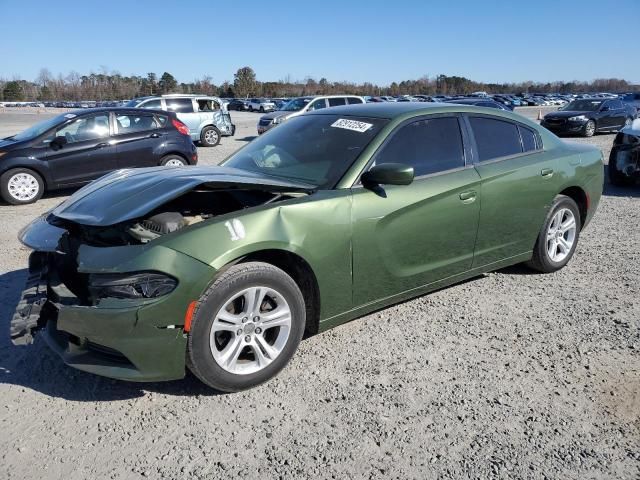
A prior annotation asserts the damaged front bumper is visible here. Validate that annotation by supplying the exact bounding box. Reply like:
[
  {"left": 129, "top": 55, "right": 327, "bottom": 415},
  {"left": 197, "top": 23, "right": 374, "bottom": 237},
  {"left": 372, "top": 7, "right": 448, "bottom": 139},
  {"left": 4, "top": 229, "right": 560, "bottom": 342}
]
[{"left": 11, "top": 216, "right": 216, "bottom": 382}]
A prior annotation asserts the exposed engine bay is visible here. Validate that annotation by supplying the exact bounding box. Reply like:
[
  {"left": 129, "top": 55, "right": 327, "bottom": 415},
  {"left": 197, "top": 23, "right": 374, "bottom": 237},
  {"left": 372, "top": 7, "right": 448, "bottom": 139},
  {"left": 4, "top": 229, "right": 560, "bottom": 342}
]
[{"left": 50, "top": 188, "right": 301, "bottom": 247}]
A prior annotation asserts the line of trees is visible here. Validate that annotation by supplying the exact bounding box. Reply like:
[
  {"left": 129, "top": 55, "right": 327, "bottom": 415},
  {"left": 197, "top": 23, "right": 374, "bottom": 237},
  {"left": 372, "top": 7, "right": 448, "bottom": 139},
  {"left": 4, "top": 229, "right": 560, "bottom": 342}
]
[{"left": 1, "top": 67, "right": 637, "bottom": 102}]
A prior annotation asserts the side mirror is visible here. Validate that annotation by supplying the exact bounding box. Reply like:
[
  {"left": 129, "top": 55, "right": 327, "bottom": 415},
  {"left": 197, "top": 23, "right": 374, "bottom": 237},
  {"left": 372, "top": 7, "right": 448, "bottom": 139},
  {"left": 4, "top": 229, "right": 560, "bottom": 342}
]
[
  {"left": 50, "top": 135, "right": 67, "bottom": 150},
  {"left": 361, "top": 163, "right": 414, "bottom": 186},
  {"left": 600, "top": 105, "right": 610, "bottom": 112}
]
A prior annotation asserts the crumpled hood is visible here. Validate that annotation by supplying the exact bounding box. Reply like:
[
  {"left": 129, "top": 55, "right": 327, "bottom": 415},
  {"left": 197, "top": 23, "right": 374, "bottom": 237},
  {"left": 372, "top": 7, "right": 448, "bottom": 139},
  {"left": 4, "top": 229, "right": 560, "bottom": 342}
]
[{"left": 52, "top": 166, "right": 315, "bottom": 226}]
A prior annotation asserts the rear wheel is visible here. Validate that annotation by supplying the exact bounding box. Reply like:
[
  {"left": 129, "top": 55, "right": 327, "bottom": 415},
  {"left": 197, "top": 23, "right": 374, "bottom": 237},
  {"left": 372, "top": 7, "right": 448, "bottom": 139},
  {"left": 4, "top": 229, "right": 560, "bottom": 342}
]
[
  {"left": 187, "top": 262, "right": 306, "bottom": 392},
  {"left": 0, "top": 168, "right": 44, "bottom": 205},
  {"left": 527, "top": 195, "right": 581, "bottom": 273},
  {"left": 160, "top": 155, "right": 187, "bottom": 167},
  {"left": 200, "top": 126, "right": 220, "bottom": 147},
  {"left": 582, "top": 120, "right": 596, "bottom": 137}
]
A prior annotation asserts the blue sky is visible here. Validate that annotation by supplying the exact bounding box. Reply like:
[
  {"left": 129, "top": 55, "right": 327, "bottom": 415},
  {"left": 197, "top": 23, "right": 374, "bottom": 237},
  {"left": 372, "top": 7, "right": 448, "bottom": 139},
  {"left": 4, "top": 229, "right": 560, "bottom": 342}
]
[{"left": 1, "top": 0, "right": 636, "bottom": 85}]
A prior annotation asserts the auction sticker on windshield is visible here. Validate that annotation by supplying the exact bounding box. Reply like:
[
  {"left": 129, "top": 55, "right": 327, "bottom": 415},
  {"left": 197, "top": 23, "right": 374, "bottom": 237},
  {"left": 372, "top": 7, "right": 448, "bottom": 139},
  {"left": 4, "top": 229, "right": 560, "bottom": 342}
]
[{"left": 331, "top": 118, "right": 373, "bottom": 133}]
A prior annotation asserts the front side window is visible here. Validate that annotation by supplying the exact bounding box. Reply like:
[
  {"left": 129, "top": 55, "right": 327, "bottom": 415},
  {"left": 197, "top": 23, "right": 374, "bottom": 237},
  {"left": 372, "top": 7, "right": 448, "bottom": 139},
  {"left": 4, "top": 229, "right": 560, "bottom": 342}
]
[
  {"left": 609, "top": 100, "right": 624, "bottom": 110},
  {"left": 115, "top": 114, "right": 159, "bottom": 133},
  {"left": 139, "top": 99, "right": 162, "bottom": 110},
  {"left": 328, "top": 98, "right": 346, "bottom": 107},
  {"left": 469, "top": 116, "right": 522, "bottom": 162},
  {"left": 55, "top": 114, "right": 110, "bottom": 143},
  {"left": 307, "top": 99, "right": 327, "bottom": 111},
  {"left": 374, "top": 117, "right": 465, "bottom": 176},
  {"left": 166, "top": 98, "right": 194, "bottom": 113}
]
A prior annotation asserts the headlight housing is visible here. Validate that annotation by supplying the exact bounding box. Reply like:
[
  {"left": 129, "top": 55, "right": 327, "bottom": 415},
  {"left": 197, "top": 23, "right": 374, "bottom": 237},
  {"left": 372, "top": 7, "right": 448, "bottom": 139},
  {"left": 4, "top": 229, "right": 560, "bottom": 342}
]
[
  {"left": 568, "top": 115, "right": 588, "bottom": 122},
  {"left": 88, "top": 272, "right": 177, "bottom": 300},
  {"left": 273, "top": 116, "right": 287, "bottom": 124}
]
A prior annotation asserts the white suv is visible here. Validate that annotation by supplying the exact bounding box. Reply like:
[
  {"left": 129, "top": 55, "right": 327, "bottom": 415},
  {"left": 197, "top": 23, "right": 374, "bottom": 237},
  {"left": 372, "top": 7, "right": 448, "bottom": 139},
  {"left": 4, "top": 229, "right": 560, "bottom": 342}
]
[
  {"left": 257, "top": 95, "right": 365, "bottom": 134},
  {"left": 248, "top": 98, "right": 276, "bottom": 112}
]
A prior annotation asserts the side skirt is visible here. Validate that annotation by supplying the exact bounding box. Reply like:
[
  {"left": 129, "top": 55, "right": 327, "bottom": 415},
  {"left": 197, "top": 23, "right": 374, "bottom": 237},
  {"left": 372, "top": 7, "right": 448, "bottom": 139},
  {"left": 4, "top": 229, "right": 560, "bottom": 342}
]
[{"left": 318, "top": 251, "right": 532, "bottom": 332}]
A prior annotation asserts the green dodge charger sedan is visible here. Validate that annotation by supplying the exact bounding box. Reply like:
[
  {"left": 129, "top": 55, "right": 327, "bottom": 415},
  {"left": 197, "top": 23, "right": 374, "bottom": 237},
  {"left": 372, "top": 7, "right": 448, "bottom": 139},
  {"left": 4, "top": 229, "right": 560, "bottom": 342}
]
[{"left": 11, "top": 103, "right": 603, "bottom": 391}]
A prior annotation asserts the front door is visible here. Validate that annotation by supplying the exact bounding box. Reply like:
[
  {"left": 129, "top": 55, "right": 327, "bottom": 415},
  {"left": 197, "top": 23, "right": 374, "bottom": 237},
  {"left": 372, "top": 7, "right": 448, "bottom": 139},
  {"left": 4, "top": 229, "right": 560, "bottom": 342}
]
[
  {"left": 351, "top": 115, "right": 481, "bottom": 306},
  {"left": 44, "top": 112, "right": 117, "bottom": 186}
]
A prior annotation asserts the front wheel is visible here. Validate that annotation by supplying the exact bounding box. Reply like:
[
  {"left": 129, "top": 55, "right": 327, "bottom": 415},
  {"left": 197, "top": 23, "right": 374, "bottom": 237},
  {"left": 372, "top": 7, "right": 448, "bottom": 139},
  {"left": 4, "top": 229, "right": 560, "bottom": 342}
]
[
  {"left": 187, "top": 262, "right": 306, "bottom": 392},
  {"left": 582, "top": 120, "right": 596, "bottom": 137},
  {"left": 526, "top": 195, "right": 581, "bottom": 273},
  {"left": 200, "top": 126, "right": 220, "bottom": 147},
  {"left": 0, "top": 168, "right": 44, "bottom": 205}
]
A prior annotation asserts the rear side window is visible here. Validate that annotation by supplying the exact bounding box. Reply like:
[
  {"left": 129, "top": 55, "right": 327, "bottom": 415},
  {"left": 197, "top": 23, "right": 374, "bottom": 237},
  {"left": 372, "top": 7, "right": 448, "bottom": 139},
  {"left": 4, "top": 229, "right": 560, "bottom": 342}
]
[
  {"left": 374, "top": 117, "right": 465, "bottom": 176},
  {"left": 115, "top": 114, "right": 159, "bottom": 133},
  {"left": 166, "top": 98, "right": 194, "bottom": 113},
  {"left": 347, "top": 97, "right": 364, "bottom": 105},
  {"left": 519, "top": 126, "right": 538, "bottom": 152},
  {"left": 469, "top": 117, "right": 522, "bottom": 161},
  {"left": 328, "top": 97, "right": 346, "bottom": 107},
  {"left": 610, "top": 100, "right": 624, "bottom": 109}
]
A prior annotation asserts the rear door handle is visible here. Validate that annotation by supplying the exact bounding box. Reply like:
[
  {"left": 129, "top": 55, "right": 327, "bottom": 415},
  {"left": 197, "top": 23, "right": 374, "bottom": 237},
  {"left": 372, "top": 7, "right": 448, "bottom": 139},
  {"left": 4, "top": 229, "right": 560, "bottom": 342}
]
[
  {"left": 541, "top": 168, "right": 554, "bottom": 177},
  {"left": 149, "top": 132, "right": 161, "bottom": 138},
  {"left": 96, "top": 142, "right": 109, "bottom": 148},
  {"left": 459, "top": 190, "right": 477, "bottom": 203}
]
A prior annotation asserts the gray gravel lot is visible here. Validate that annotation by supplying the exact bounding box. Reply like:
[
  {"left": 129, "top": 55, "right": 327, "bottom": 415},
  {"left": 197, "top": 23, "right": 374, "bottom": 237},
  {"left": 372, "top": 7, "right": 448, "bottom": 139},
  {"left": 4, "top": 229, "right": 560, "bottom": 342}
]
[{"left": 0, "top": 107, "right": 638, "bottom": 479}]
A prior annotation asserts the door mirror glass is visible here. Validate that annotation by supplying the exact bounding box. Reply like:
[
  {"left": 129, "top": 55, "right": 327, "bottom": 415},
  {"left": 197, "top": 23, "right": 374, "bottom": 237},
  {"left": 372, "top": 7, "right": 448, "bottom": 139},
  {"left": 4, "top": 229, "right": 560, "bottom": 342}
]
[
  {"left": 362, "top": 163, "right": 414, "bottom": 186},
  {"left": 50, "top": 135, "right": 67, "bottom": 150}
]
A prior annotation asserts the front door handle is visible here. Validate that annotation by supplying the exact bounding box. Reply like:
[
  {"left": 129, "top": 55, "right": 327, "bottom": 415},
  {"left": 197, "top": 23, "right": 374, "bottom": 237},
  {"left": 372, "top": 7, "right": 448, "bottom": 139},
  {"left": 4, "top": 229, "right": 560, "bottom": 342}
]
[
  {"left": 459, "top": 190, "right": 477, "bottom": 203},
  {"left": 541, "top": 168, "right": 554, "bottom": 177},
  {"left": 96, "top": 142, "right": 109, "bottom": 148}
]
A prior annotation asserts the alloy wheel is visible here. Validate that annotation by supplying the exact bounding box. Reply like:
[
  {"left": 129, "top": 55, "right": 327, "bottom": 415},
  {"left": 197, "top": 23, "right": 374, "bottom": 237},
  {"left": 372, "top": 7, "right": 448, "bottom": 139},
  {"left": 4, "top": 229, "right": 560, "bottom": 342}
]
[
  {"left": 546, "top": 208, "right": 576, "bottom": 262},
  {"left": 585, "top": 121, "right": 595, "bottom": 136},
  {"left": 204, "top": 129, "right": 219, "bottom": 145},
  {"left": 210, "top": 286, "right": 292, "bottom": 375},
  {"left": 165, "top": 158, "right": 185, "bottom": 167},
  {"left": 7, "top": 172, "right": 39, "bottom": 201}
]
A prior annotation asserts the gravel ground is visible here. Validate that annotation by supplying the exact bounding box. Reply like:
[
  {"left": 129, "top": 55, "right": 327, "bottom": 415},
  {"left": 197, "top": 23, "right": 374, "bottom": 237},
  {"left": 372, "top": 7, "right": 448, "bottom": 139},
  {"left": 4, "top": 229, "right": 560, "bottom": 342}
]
[{"left": 0, "top": 107, "right": 638, "bottom": 479}]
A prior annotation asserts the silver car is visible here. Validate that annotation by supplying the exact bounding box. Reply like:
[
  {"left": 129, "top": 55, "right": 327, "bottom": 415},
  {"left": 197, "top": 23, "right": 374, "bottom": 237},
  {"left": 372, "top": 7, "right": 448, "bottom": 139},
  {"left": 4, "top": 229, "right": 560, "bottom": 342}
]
[
  {"left": 257, "top": 95, "right": 366, "bottom": 134},
  {"left": 126, "top": 95, "right": 235, "bottom": 146}
]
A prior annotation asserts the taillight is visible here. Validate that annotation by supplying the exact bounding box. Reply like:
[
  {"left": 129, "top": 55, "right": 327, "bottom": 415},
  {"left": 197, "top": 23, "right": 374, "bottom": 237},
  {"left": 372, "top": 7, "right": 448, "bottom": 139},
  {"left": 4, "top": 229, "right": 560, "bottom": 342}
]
[{"left": 171, "top": 118, "right": 190, "bottom": 136}]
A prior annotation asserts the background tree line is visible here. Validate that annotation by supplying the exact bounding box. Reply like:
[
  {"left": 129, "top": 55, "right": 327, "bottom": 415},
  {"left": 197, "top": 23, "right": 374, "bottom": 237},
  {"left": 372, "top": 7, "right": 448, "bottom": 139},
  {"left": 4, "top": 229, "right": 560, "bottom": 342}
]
[{"left": 1, "top": 67, "right": 637, "bottom": 102}]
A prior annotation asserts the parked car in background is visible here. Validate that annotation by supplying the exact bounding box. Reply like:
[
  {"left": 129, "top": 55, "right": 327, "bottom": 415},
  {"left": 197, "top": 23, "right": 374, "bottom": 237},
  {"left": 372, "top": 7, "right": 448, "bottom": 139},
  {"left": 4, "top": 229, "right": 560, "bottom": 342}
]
[
  {"left": 541, "top": 98, "right": 636, "bottom": 137},
  {"left": 445, "top": 97, "right": 512, "bottom": 111},
  {"left": 248, "top": 98, "right": 276, "bottom": 112},
  {"left": 257, "top": 95, "right": 365, "bottom": 134},
  {"left": 227, "top": 99, "right": 250, "bottom": 111},
  {"left": 11, "top": 103, "right": 603, "bottom": 391},
  {"left": 621, "top": 92, "right": 640, "bottom": 114},
  {"left": 0, "top": 108, "right": 197, "bottom": 205},
  {"left": 127, "top": 95, "right": 235, "bottom": 147},
  {"left": 608, "top": 119, "right": 640, "bottom": 186}
]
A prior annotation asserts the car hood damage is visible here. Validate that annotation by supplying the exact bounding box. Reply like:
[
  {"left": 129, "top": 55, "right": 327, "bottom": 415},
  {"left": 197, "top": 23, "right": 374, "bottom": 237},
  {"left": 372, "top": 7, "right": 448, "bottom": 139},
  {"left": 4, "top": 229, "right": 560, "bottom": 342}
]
[{"left": 51, "top": 165, "right": 315, "bottom": 227}]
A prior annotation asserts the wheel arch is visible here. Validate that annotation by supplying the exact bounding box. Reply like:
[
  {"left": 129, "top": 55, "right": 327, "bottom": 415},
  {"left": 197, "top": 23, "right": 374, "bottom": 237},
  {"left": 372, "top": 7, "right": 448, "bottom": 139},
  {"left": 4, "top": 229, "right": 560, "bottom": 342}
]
[
  {"left": 160, "top": 151, "right": 189, "bottom": 164},
  {"left": 225, "top": 249, "right": 321, "bottom": 337},
  {"left": 0, "top": 163, "right": 50, "bottom": 190},
  {"left": 559, "top": 186, "right": 588, "bottom": 229}
]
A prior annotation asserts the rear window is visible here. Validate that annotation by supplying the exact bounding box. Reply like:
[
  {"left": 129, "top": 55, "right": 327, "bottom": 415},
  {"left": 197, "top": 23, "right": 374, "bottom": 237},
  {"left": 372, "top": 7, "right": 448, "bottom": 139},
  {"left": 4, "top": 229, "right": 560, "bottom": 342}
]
[
  {"left": 328, "top": 98, "right": 346, "bottom": 107},
  {"left": 347, "top": 97, "right": 364, "bottom": 105},
  {"left": 166, "top": 98, "right": 194, "bottom": 113},
  {"left": 469, "top": 116, "right": 522, "bottom": 161},
  {"left": 519, "top": 126, "right": 538, "bottom": 152}
]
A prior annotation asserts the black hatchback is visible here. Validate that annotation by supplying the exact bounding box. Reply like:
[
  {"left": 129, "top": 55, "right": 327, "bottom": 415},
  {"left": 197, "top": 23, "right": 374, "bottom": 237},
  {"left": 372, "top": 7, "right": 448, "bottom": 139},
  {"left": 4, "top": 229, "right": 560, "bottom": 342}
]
[{"left": 0, "top": 108, "right": 198, "bottom": 204}]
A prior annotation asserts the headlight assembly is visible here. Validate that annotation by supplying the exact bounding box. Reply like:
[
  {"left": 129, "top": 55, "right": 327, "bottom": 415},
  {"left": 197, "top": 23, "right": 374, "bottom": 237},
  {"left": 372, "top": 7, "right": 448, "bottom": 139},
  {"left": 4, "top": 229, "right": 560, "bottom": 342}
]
[
  {"left": 88, "top": 272, "right": 177, "bottom": 300},
  {"left": 568, "top": 115, "right": 588, "bottom": 122}
]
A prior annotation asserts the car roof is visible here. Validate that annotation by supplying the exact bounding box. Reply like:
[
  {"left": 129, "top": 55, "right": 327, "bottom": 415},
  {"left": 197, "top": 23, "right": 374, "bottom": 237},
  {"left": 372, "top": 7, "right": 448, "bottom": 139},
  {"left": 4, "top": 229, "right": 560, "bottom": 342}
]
[{"left": 64, "top": 107, "right": 170, "bottom": 115}]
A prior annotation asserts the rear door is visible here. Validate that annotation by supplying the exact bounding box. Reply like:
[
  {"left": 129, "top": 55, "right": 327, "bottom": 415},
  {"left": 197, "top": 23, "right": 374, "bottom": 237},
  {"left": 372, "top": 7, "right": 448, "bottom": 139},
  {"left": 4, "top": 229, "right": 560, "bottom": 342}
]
[
  {"left": 113, "top": 112, "right": 165, "bottom": 169},
  {"left": 166, "top": 98, "right": 198, "bottom": 139},
  {"left": 351, "top": 115, "right": 481, "bottom": 306},
  {"left": 608, "top": 99, "right": 627, "bottom": 128},
  {"left": 44, "top": 112, "right": 117, "bottom": 186},
  {"left": 468, "top": 115, "right": 560, "bottom": 268}
]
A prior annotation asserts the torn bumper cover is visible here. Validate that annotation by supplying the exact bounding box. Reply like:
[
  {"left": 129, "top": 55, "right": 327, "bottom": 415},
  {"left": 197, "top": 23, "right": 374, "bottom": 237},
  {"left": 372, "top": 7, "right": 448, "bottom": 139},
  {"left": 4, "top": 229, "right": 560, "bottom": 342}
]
[{"left": 11, "top": 219, "right": 215, "bottom": 382}]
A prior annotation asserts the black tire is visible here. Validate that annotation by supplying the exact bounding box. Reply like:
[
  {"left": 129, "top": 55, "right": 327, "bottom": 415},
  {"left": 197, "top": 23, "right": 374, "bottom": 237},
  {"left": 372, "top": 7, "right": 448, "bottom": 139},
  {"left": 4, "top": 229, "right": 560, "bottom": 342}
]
[
  {"left": 159, "top": 154, "right": 187, "bottom": 167},
  {"left": 0, "top": 168, "right": 44, "bottom": 205},
  {"left": 259, "top": 106, "right": 264, "bottom": 113},
  {"left": 199, "top": 126, "right": 220, "bottom": 147},
  {"left": 582, "top": 120, "right": 596, "bottom": 137},
  {"left": 187, "top": 262, "right": 306, "bottom": 392},
  {"left": 249, "top": 106, "right": 254, "bottom": 112},
  {"left": 526, "top": 195, "right": 581, "bottom": 273}
]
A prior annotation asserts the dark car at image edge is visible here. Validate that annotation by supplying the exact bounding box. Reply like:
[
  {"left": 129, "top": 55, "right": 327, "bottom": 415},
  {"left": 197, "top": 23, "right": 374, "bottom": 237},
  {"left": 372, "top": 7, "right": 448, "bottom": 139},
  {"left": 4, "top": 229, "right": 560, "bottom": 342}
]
[
  {"left": 541, "top": 98, "right": 636, "bottom": 137},
  {"left": 0, "top": 108, "right": 197, "bottom": 205}
]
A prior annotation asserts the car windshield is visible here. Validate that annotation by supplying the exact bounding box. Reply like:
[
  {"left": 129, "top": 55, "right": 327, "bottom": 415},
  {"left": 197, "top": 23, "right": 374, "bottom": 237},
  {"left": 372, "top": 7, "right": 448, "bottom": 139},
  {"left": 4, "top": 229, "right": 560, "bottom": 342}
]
[
  {"left": 279, "top": 98, "right": 310, "bottom": 111},
  {"left": 561, "top": 100, "right": 603, "bottom": 111},
  {"left": 223, "top": 114, "right": 388, "bottom": 189},
  {"left": 9, "top": 113, "right": 69, "bottom": 141},
  {"left": 124, "top": 98, "right": 147, "bottom": 107}
]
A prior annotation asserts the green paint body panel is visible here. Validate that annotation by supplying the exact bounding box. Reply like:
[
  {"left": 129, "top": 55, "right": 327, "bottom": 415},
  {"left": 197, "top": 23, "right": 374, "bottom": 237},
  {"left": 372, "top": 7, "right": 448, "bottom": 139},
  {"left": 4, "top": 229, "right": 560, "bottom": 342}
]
[{"left": 21, "top": 104, "right": 604, "bottom": 382}]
